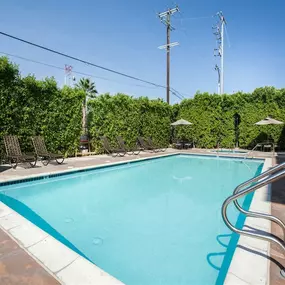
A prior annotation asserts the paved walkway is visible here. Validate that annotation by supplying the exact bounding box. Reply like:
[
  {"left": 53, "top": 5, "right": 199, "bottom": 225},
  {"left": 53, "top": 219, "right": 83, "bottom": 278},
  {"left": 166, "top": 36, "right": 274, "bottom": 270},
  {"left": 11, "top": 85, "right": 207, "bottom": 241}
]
[
  {"left": 270, "top": 155, "right": 285, "bottom": 285},
  {"left": 0, "top": 150, "right": 176, "bottom": 182},
  {"left": 0, "top": 229, "right": 61, "bottom": 285},
  {"left": 0, "top": 149, "right": 284, "bottom": 284}
]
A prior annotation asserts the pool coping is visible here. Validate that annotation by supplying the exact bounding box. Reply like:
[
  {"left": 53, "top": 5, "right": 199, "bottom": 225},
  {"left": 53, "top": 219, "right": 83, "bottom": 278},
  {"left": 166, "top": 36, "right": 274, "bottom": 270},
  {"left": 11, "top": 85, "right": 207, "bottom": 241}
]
[
  {"left": 224, "top": 157, "right": 272, "bottom": 285},
  {"left": 0, "top": 152, "right": 271, "bottom": 285}
]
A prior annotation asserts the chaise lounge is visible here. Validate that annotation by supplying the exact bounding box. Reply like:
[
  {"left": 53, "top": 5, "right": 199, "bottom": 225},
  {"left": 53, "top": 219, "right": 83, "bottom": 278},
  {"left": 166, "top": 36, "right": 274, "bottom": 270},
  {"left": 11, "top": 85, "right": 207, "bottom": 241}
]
[
  {"left": 117, "top": 136, "right": 141, "bottom": 155},
  {"left": 100, "top": 136, "right": 126, "bottom": 157},
  {"left": 3, "top": 135, "right": 37, "bottom": 168},
  {"left": 32, "top": 136, "right": 65, "bottom": 166}
]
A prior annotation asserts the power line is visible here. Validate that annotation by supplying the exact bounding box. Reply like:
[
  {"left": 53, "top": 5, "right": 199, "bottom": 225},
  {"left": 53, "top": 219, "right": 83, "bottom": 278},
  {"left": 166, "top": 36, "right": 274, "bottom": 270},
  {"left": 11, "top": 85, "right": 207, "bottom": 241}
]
[
  {"left": 0, "top": 31, "right": 188, "bottom": 101},
  {"left": 179, "top": 15, "right": 214, "bottom": 21},
  {"left": 0, "top": 51, "right": 186, "bottom": 100},
  {"left": 0, "top": 31, "right": 168, "bottom": 89},
  {"left": 0, "top": 51, "right": 158, "bottom": 89}
]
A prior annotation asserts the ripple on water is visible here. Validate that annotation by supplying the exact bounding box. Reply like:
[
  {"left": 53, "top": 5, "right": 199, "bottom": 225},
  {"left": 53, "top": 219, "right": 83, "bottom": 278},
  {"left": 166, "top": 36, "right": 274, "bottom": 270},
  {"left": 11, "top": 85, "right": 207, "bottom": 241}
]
[
  {"left": 64, "top": 217, "right": 74, "bottom": 223},
  {"left": 92, "top": 237, "right": 103, "bottom": 246}
]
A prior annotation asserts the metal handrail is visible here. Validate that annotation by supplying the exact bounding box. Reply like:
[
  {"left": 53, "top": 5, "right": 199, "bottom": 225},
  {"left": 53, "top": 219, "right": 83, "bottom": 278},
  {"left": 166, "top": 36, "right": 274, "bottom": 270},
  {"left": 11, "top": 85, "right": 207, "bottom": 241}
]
[
  {"left": 245, "top": 144, "right": 260, "bottom": 159},
  {"left": 233, "top": 163, "right": 285, "bottom": 238},
  {"left": 222, "top": 164, "right": 285, "bottom": 262}
]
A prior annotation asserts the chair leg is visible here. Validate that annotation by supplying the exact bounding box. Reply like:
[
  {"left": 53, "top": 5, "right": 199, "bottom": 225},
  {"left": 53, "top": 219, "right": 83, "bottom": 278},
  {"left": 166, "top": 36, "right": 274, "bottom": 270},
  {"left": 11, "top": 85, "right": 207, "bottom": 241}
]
[
  {"left": 55, "top": 157, "right": 65, "bottom": 164},
  {"left": 41, "top": 157, "right": 50, "bottom": 166},
  {"left": 10, "top": 158, "right": 18, "bottom": 169},
  {"left": 29, "top": 159, "right": 37, "bottom": 168}
]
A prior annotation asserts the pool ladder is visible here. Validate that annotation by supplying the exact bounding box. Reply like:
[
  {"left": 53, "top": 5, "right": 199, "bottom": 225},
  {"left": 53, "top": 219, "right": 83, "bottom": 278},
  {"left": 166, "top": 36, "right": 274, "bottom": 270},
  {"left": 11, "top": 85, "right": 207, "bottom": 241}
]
[{"left": 222, "top": 162, "right": 285, "bottom": 277}]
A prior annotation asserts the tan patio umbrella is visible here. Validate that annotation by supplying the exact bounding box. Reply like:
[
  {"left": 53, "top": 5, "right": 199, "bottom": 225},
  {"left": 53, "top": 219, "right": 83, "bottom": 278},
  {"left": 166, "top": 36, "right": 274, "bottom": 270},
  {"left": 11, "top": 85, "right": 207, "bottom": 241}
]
[
  {"left": 255, "top": 117, "right": 283, "bottom": 126},
  {"left": 171, "top": 119, "right": 193, "bottom": 147},
  {"left": 171, "top": 119, "right": 192, "bottom": 126},
  {"left": 254, "top": 116, "right": 283, "bottom": 154}
]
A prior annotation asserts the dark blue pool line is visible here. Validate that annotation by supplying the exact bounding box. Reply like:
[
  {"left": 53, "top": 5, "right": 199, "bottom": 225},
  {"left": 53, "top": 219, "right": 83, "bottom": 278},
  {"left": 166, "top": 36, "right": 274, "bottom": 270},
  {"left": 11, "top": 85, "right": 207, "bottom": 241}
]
[
  {"left": 0, "top": 153, "right": 264, "bottom": 188},
  {"left": 214, "top": 162, "right": 264, "bottom": 284},
  {"left": 0, "top": 192, "right": 92, "bottom": 262}
]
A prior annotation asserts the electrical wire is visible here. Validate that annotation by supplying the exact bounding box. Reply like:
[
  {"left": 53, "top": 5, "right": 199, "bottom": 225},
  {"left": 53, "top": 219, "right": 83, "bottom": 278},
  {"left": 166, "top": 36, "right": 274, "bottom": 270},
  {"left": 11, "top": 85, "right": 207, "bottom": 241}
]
[
  {"left": 0, "top": 31, "right": 165, "bottom": 89},
  {"left": 0, "top": 51, "right": 186, "bottom": 100},
  {"left": 179, "top": 15, "right": 214, "bottom": 21},
  {"left": 0, "top": 51, "right": 159, "bottom": 90},
  {"left": 0, "top": 31, "right": 189, "bottom": 100}
]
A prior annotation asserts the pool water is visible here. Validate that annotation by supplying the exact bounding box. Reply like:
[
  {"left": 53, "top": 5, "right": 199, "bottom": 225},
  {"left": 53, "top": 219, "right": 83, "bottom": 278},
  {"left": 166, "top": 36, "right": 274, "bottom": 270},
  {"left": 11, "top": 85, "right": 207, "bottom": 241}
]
[{"left": 0, "top": 155, "right": 263, "bottom": 285}]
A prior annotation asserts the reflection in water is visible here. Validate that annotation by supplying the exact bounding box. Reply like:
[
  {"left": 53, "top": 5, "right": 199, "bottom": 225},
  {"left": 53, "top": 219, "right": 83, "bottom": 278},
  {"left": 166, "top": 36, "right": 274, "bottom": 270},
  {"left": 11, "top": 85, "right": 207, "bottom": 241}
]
[{"left": 207, "top": 233, "right": 239, "bottom": 285}]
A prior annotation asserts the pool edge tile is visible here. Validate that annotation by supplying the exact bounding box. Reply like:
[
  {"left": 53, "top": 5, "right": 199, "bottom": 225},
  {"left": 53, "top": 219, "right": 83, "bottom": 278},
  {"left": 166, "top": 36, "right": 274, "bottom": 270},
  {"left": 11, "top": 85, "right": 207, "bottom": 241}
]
[
  {"left": 224, "top": 157, "right": 272, "bottom": 285},
  {"left": 56, "top": 256, "right": 124, "bottom": 285},
  {"left": 9, "top": 221, "right": 49, "bottom": 248},
  {"left": 28, "top": 235, "right": 80, "bottom": 273},
  {"left": 0, "top": 152, "right": 179, "bottom": 187}
]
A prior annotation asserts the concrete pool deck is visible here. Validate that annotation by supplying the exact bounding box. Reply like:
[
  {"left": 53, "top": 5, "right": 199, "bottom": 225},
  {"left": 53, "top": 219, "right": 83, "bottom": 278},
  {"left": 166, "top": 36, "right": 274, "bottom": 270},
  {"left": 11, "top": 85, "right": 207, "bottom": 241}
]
[{"left": 0, "top": 149, "right": 284, "bottom": 285}]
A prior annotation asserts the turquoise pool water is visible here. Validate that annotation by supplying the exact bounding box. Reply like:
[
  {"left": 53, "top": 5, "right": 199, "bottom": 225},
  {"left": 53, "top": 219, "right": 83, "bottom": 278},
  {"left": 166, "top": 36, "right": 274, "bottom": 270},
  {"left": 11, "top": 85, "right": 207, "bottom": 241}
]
[{"left": 0, "top": 155, "right": 263, "bottom": 285}]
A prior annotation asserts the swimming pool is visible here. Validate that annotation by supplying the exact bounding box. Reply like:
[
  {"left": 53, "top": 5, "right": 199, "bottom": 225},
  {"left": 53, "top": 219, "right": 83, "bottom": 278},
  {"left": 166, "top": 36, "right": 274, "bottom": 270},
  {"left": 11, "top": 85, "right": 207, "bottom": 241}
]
[{"left": 0, "top": 154, "right": 263, "bottom": 285}]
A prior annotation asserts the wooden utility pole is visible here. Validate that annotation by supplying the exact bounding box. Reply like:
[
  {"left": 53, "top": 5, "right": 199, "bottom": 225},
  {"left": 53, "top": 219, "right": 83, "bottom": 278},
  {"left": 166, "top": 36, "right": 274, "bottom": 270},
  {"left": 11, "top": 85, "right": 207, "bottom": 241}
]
[{"left": 158, "top": 6, "right": 179, "bottom": 104}]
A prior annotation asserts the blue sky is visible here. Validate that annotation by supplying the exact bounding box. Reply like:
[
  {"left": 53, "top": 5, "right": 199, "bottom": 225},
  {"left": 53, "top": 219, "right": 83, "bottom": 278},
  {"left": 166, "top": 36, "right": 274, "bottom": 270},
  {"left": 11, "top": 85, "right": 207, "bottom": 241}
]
[{"left": 0, "top": 0, "right": 284, "bottom": 103}]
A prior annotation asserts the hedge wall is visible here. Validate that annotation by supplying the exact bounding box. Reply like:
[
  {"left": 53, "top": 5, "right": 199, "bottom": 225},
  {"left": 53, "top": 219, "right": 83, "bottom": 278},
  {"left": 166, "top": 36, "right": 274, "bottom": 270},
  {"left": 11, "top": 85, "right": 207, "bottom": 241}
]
[
  {"left": 1, "top": 56, "right": 285, "bottom": 154},
  {"left": 177, "top": 88, "right": 285, "bottom": 149},
  {"left": 0, "top": 57, "right": 84, "bottom": 156},
  {"left": 88, "top": 94, "right": 172, "bottom": 152}
]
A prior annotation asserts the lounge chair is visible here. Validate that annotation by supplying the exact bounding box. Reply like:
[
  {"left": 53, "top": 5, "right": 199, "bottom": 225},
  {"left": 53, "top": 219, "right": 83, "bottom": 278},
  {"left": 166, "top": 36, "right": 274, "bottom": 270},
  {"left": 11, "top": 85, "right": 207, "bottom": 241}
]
[
  {"left": 32, "top": 136, "right": 65, "bottom": 166},
  {"left": 147, "top": 137, "right": 166, "bottom": 152},
  {"left": 100, "top": 136, "right": 126, "bottom": 157},
  {"left": 137, "top": 137, "right": 159, "bottom": 152},
  {"left": 3, "top": 135, "right": 37, "bottom": 168},
  {"left": 183, "top": 140, "right": 193, "bottom": 149},
  {"left": 173, "top": 140, "right": 183, "bottom": 149},
  {"left": 117, "top": 136, "right": 141, "bottom": 155}
]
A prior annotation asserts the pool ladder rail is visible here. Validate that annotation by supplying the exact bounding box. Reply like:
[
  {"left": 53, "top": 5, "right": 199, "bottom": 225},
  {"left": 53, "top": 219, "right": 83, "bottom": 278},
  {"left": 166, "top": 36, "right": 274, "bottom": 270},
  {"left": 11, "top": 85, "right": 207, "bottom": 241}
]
[{"left": 222, "top": 162, "right": 285, "bottom": 277}]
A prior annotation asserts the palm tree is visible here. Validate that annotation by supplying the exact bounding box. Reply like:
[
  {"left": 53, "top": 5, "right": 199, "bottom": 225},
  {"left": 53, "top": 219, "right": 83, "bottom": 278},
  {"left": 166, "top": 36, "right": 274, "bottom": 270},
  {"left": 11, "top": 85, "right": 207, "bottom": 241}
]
[{"left": 75, "top": 78, "right": 98, "bottom": 134}]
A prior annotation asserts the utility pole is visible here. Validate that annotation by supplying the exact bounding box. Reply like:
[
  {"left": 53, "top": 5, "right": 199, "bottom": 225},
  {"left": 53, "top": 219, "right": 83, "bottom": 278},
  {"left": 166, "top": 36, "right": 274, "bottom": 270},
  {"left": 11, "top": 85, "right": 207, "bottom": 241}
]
[
  {"left": 213, "top": 11, "right": 226, "bottom": 94},
  {"left": 220, "top": 12, "right": 225, "bottom": 94},
  {"left": 158, "top": 6, "right": 179, "bottom": 104},
  {"left": 215, "top": 64, "right": 221, "bottom": 94}
]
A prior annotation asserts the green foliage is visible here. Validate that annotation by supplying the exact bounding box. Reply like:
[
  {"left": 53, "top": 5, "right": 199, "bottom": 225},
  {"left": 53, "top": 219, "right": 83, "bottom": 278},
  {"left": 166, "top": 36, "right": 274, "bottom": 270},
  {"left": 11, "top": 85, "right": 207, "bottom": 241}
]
[
  {"left": 2, "top": 56, "right": 285, "bottom": 154},
  {"left": 177, "top": 88, "right": 285, "bottom": 149},
  {"left": 0, "top": 57, "right": 84, "bottom": 156},
  {"left": 138, "top": 97, "right": 172, "bottom": 146},
  {"left": 75, "top": 77, "right": 98, "bottom": 98},
  {"left": 75, "top": 77, "right": 98, "bottom": 134},
  {"left": 88, "top": 94, "right": 172, "bottom": 152}
]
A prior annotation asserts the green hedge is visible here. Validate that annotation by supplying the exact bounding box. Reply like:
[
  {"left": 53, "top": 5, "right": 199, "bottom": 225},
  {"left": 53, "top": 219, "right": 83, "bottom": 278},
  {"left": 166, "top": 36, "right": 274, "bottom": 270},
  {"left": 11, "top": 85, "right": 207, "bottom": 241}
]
[
  {"left": 1, "top": 56, "right": 285, "bottom": 154},
  {"left": 177, "top": 88, "right": 285, "bottom": 149},
  {"left": 88, "top": 94, "right": 173, "bottom": 152},
  {"left": 0, "top": 57, "right": 84, "bottom": 156}
]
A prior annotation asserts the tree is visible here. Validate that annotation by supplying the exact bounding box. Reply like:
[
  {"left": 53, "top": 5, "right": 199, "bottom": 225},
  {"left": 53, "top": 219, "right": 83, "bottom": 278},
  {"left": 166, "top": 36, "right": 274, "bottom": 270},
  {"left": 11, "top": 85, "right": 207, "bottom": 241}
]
[{"left": 75, "top": 78, "right": 98, "bottom": 134}]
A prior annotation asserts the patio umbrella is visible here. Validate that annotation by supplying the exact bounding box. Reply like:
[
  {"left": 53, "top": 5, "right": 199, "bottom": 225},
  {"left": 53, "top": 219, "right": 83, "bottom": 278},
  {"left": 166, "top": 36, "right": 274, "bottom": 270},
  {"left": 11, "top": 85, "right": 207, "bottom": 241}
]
[
  {"left": 171, "top": 119, "right": 193, "bottom": 148},
  {"left": 254, "top": 116, "right": 283, "bottom": 154},
  {"left": 255, "top": 117, "right": 283, "bottom": 126},
  {"left": 171, "top": 119, "right": 192, "bottom": 126}
]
